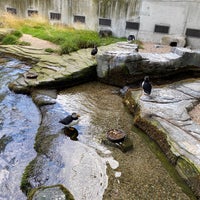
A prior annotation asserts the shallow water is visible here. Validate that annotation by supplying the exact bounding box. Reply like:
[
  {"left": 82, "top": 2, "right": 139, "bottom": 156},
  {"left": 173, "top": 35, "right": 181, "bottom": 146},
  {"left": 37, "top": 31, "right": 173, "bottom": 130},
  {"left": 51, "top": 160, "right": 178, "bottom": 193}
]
[
  {"left": 28, "top": 83, "right": 125, "bottom": 200},
  {"left": 0, "top": 57, "right": 195, "bottom": 200},
  {"left": 37, "top": 82, "right": 191, "bottom": 200},
  {"left": 0, "top": 57, "right": 41, "bottom": 200}
]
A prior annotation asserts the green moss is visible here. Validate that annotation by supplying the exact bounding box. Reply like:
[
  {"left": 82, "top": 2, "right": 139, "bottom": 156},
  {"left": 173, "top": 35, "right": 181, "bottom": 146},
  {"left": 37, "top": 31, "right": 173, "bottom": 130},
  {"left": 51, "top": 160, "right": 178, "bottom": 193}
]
[
  {"left": 0, "top": 30, "right": 23, "bottom": 45},
  {"left": 1, "top": 34, "right": 18, "bottom": 44},
  {"left": 176, "top": 157, "right": 200, "bottom": 197},
  {"left": 20, "top": 158, "right": 37, "bottom": 195}
]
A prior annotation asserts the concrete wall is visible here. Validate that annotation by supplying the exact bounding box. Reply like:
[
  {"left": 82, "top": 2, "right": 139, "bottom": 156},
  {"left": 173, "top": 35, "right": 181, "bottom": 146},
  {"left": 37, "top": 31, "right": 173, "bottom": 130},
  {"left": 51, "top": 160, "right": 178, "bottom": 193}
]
[
  {"left": 0, "top": 0, "right": 200, "bottom": 48},
  {"left": 139, "top": 0, "right": 200, "bottom": 48}
]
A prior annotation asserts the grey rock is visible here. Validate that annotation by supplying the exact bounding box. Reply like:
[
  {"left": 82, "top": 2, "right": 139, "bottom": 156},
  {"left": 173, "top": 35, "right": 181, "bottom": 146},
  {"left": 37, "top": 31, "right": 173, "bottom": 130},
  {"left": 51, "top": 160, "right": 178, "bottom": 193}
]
[{"left": 126, "top": 79, "right": 200, "bottom": 197}]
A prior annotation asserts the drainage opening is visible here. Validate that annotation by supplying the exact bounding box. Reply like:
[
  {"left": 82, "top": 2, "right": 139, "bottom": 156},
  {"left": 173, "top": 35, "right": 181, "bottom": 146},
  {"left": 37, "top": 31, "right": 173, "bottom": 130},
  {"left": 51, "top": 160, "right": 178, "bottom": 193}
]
[{"left": 170, "top": 42, "right": 177, "bottom": 47}]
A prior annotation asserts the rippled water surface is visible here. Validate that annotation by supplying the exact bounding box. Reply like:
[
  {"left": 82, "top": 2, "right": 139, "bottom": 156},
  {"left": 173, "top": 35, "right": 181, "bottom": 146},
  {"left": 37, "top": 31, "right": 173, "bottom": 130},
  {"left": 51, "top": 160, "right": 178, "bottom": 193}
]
[{"left": 0, "top": 57, "right": 41, "bottom": 200}]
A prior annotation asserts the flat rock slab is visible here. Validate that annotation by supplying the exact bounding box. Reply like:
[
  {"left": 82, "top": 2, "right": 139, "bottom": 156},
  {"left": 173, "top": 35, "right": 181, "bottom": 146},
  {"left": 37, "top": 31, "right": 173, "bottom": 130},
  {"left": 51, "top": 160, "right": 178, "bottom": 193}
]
[
  {"left": 0, "top": 45, "right": 97, "bottom": 93},
  {"left": 127, "top": 78, "right": 200, "bottom": 197}
]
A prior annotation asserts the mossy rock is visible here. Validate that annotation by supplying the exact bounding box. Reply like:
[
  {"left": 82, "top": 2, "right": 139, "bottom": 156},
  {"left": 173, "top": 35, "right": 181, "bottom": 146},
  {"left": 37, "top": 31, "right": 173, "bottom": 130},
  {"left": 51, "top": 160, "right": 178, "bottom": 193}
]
[
  {"left": 28, "top": 184, "right": 75, "bottom": 200},
  {"left": 176, "top": 157, "right": 200, "bottom": 198}
]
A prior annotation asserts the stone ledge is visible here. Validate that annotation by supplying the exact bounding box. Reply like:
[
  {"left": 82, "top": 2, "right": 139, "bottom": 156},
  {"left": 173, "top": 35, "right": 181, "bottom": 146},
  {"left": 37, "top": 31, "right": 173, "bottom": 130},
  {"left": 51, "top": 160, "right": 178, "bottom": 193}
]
[
  {"left": 124, "top": 79, "right": 200, "bottom": 198},
  {"left": 96, "top": 46, "right": 200, "bottom": 86}
]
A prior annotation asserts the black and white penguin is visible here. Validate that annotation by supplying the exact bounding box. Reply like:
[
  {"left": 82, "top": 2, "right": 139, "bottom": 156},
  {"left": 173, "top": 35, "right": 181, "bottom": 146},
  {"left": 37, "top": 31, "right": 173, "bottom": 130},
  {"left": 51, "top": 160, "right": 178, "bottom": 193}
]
[
  {"left": 59, "top": 113, "right": 80, "bottom": 129},
  {"left": 127, "top": 35, "right": 135, "bottom": 43},
  {"left": 142, "top": 76, "right": 152, "bottom": 95},
  {"left": 91, "top": 46, "right": 98, "bottom": 56}
]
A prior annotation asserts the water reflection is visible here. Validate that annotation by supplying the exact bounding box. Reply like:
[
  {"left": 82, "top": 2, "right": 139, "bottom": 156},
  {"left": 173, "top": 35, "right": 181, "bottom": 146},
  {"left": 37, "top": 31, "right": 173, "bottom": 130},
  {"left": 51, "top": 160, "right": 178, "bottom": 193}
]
[
  {"left": 0, "top": 57, "right": 41, "bottom": 200},
  {"left": 62, "top": 127, "right": 79, "bottom": 141}
]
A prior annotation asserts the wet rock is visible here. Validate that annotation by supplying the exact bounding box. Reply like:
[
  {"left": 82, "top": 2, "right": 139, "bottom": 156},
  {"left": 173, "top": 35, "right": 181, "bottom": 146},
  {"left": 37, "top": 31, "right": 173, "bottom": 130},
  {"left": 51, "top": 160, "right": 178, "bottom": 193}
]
[
  {"left": 24, "top": 72, "right": 38, "bottom": 79},
  {"left": 31, "top": 89, "right": 57, "bottom": 106},
  {"left": 29, "top": 184, "right": 74, "bottom": 200},
  {"left": 124, "top": 79, "right": 200, "bottom": 198},
  {"left": 103, "top": 135, "right": 133, "bottom": 153}
]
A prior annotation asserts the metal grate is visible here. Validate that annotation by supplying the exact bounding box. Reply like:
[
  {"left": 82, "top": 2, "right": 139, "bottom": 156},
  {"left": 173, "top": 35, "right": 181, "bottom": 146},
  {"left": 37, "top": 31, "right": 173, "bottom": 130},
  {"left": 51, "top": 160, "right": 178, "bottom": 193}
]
[
  {"left": 28, "top": 10, "right": 38, "bottom": 17},
  {"left": 186, "top": 28, "right": 200, "bottom": 38},
  {"left": 50, "top": 12, "right": 61, "bottom": 20},
  {"left": 74, "top": 15, "right": 85, "bottom": 23},
  {"left": 126, "top": 22, "right": 140, "bottom": 30},
  {"left": 99, "top": 18, "right": 111, "bottom": 26},
  {"left": 154, "top": 25, "right": 169, "bottom": 34},
  {"left": 6, "top": 7, "right": 17, "bottom": 15}
]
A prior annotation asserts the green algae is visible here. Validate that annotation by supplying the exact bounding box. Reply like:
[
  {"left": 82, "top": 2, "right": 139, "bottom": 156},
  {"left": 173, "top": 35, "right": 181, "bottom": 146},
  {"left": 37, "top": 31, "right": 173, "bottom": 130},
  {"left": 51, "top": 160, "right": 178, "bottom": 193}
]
[
  {"left": 20, "top": 158, "right": 37, "bottom": 195},
  {"left": 132, "top": 126, "right": 197, "bottom": 200}
]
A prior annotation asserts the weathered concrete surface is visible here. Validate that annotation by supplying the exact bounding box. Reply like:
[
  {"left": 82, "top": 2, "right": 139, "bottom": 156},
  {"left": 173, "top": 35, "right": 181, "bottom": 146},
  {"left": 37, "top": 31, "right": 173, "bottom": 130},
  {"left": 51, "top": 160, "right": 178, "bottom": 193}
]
[
  {"left": 96, "top": 46, "right": 200, "bottom": 87},
  {"left": 124, "top": 79, "right": 200, "bottom": 198}
]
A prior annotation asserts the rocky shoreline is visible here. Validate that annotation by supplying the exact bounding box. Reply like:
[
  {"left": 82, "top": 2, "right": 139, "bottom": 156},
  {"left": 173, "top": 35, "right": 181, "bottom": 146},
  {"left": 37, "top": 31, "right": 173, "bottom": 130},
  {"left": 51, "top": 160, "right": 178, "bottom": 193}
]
[{"left": 0, "top": 40, "right": 200, "bottom": 199}]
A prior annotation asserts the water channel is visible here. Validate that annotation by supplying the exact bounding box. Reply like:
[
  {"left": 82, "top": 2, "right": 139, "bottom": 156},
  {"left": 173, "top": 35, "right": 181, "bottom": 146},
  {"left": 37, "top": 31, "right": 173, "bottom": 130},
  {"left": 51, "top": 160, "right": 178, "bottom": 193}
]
[
  {"left": 0, "top": 56, "right": 40, "bottom": 199},
  {"left": 0, "top": 56, "right": 196, "bottom": 200}
]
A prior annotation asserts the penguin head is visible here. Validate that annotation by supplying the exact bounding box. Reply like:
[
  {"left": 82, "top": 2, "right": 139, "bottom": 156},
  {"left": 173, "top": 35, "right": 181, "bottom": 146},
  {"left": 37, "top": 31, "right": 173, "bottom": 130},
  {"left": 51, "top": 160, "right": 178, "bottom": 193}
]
[
  {"left": 71, "top": 113, "right": 80, "bottom": 119},
  {"left": 144, "top": 76, "right": 149, "bottom": 81}
]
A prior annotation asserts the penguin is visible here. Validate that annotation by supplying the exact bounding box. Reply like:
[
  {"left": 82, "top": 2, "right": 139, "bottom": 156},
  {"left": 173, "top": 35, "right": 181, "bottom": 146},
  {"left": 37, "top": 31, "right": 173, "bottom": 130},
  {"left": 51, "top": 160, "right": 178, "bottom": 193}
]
[
  {"left": 59, "top": 113, "right": 80, "bottom": 129},
  {"left": 91, "top": 46, "right": 98, "bottom": 56},
  {"left": 142, "top": 76, "right": 152, "bottom": 95},
  {"left": 127, "top": 35, "right": 135, "bottom": 43}
]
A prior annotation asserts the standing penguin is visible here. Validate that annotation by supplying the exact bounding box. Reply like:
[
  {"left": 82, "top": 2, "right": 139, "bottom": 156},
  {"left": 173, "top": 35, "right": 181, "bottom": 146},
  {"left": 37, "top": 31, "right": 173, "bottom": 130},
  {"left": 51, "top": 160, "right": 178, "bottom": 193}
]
[
  {"left": 127, "top": 35, "right": 135, "bottom": 43},
  {"left": 59, "top": 112, "right": 80, "bottom": 129},
  {"left": 91, "top": 46, "right": 98, "bottom": 57},
  {"left": 142, "top": 76, "right": 152, "bottom": 95}
]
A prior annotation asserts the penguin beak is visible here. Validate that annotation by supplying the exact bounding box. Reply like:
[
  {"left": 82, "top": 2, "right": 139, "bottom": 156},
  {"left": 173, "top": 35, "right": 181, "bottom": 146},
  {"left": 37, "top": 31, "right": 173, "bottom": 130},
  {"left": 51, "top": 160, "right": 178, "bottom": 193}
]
[{"left": 77, "top": 114, "right": 80, "bottom": 118}]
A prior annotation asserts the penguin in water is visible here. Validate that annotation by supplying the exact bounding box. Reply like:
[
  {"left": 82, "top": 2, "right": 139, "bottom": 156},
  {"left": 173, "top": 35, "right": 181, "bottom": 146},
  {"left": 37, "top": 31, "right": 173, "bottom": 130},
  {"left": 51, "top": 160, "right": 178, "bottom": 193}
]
[
  {"left": 142, "top": 76, "right": 152, "bottom": 95},
  {"left": 91, "top": 46, "right": 98, "bottom": 57},
  {"left": 59, "top": 112, "right": 80, "bottom": 130},
  {"left": 127, "top": 35, "right": 135, "bottom": 43}
]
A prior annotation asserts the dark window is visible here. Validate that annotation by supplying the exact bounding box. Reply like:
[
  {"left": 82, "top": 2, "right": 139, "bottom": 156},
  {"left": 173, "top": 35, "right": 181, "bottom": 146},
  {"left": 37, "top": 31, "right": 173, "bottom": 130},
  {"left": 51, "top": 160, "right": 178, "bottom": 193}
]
[
  {"left": 186, "top": 28, "right": 200, "bottom": 38},
  {"left": 99, "top": 18, "right": 111, "bottom": 26},
  {"left": 154, "top": 25, "right": 169, "bottom": 34},
  {"left": 6, "top": 7, "right": 17, "bottom": 15},
  {"left": 126, "top": 22, "right": 140, "bottom": 30},
  {"left": 74, "top": 15, "right": 85, "bottom": 23},
  {"left": 50, "top": 12, "right": 61, "bottom": 20},
  {"left": 28, "top": 10, "right": 38, "bottom": 17}
]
